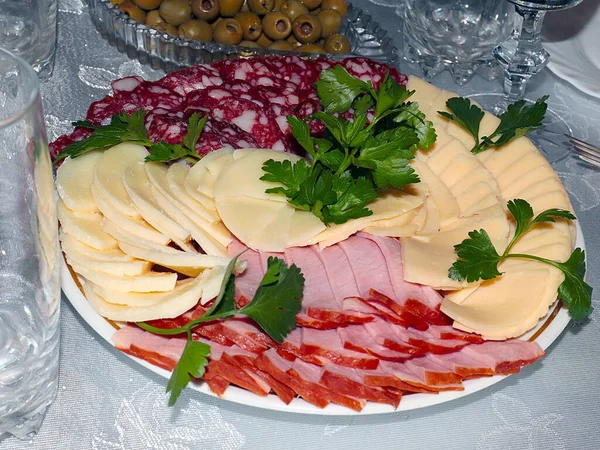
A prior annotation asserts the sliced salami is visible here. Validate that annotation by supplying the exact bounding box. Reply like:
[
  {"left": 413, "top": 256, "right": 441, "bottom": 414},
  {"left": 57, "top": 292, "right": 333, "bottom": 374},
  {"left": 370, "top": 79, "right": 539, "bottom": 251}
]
[{"left": 157, "top": 64, "right": 223, "bottom": 97}]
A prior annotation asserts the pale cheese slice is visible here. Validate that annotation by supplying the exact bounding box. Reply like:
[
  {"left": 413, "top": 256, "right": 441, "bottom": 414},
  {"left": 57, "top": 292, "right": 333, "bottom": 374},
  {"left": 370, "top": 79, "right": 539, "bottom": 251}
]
[
  {"left": 186, "top": 148, "right": 233, "bottom": 205},
  {"left": 64, "top": 250, "right": 151, "bottom": 277},
  {"left": 476, "top": 136, "right": 537, "bottom": 171},
  {"left": 57, "top": 199, "right": 118, "bottom": 251},
  {"left": 363, "top": 206, "right": 422, "bottom": 237},
  {"left": 82, "top": 276, "right": 203, "bottom": 321},
  {"left": 494, "top": 152, "right": 548, "bottom": 188},
  {"left": 455, "top": 182, "right": 500, "bottom": 217},
  {"left": 413, "top": 196, "right": 440, "bottom": 240},
  {"left": 101, "top": 218, "right": 180, "bottom": 253},
  {"left": 504, "top": 175, "right": 559, "bottom": 201},
  {"left": 450, "top": 166, "right": 500, "bottom": 199},
  {"left": 59, "top": 231, "right": 132, "bottom": 262},
  {"left": 199, "top": 266, "right": 227, "bottom": 304},
  {"left": 73, "top": 263, "right": 177, "bottom": 293},
  {"left": 93, "top": 143, "right": 148, "bottom": 218},
  {"left": 123, "top": 161, "right": 191, "bottom": 242},
  {"left": 117, "top": 241, "right": 230, "bottom": 269},
  {"left": 411, "top": 159, "right": 459, "bottom": 228},
  {"left": 213, "top": 149, "right": 302, "bottom": 202},
  {"left": 425, "top": 139, "right": 468, "bottom": 175},
  {"left": 168, "top": 162, "right": 220, "bottom": 223},
  {"left": 247, "top": 203, "right": 295, "bottom": 252},
  {"left": 406, "top": 75, "right": 442, "bottom": 111},
  {"left": 426, "top": 90, "right": 456, "bottom": 129},
  {"left": 56, "top": 151, "right": 103, "bottom": 213},
  {"left": 91, "top": 180, "right": 170, "bottom": 245},
  {"left": 287, "top": 210, "right": 327, "bottom": 247}
]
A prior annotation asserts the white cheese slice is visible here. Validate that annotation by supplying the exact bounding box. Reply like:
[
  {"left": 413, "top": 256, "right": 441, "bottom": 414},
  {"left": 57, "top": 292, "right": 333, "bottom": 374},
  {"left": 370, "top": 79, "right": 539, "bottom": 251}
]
[
  {"left": 93, "top": 143, "right": 148, "bottom": 218},
  {"left": 123, "top": 161, "right": 191, "bottom": 242},
  {"left": 59, "top": 231, "right": 132, "bottom": 262},
  {"left": 413, "top": 196, "right": 440, "bottom": 240},
  {"left": 287, "top": 209, "right": 327, "bottom": 247},
  {"left": 168, "top": 161, "right": 220, "bottom": 224},
  {"left": 198, "top": 265, "right": 227, "bottom": 305},
  {"left": 56, "top": 151, "right": 103, "bottom": 213},
  {"left": 73, "top": 263, "right": 178, "bottom": 293},
  {"left": 101, "top": 218, "right": 179, "bottom": 253},
  {"left": 247, "top": 204, "right": 295, "bottom": 252},
  {"left": 186, "top": 148, "right": 233, "bottom": 204},
  {"left": 91, "top": 180, "right": 170, "bottom": 245},
  {"left": 64, "top": 249, "right": 151, "bottom": 277},
  {"left": 82, "top": 276, "right": 203, "bottom": 321},
  {"left": 362, "top": 207, "right": 422, "bottom": 237},
  {"left": 57, "top": 199, "right": 118, "bottom": 251},
  {"left": 117, "top": 241, "right": 230, "bottom": 269},
  {"left": 213, "top": 149, "right": 302, "bottom": 202}
]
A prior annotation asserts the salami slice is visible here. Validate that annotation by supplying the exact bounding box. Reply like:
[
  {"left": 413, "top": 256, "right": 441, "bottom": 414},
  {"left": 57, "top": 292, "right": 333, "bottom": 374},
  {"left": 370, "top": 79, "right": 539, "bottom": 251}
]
[
  {"left": 342, "top": 57, "right": 408, "bottom": 88},
  {"left": 146, "top": 113, "right": 186, "bottom": 144},
  {"left": 157, "top": 64, "right": 223, "bottom": 96}
]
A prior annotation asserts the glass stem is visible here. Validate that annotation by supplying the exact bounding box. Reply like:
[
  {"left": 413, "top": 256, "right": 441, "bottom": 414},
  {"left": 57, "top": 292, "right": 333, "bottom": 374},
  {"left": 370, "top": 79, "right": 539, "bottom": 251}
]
[{"left": 493, "top": 6, "right": 550, "bottom": 105}]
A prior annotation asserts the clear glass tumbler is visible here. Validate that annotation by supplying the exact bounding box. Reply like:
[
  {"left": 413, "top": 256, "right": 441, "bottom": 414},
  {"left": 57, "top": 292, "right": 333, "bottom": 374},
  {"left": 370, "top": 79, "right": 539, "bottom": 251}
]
[
  {"left": 402, "top": 0, "right": 516, "bottom": 84},
  {"left": 0, "top": 48, "right": 60, "bottom": 440},
  {"left": 0, "top": 0, "right": 58, "bottom": 79}
]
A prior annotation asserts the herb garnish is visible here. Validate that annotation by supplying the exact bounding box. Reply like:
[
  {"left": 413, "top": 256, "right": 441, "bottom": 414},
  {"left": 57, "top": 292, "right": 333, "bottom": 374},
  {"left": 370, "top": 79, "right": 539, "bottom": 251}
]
[
  {"left": 138, "top": 255, "right": 304, "bottom": 406},
  {"left": 54, "top": 111, "right": 207, "bottom": 165},
  {"left": 439, "top": 96, "right": 548, "bottom": 154},
  {"left": 261, "top": 67, "right": 437, "bottom": 225},
  {"left": 449, "top": 199, "right": 592, "bottom": 321}
]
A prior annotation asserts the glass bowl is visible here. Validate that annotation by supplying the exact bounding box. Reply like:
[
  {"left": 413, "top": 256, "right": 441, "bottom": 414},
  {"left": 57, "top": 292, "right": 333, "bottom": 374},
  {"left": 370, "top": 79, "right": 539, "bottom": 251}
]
[{"left": 87, "top": 0, "right": 399, "bottom": 72}]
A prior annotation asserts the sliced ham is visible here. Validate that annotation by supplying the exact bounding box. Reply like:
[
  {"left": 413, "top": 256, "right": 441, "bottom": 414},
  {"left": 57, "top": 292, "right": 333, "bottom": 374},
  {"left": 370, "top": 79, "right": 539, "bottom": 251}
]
[
  {"left": 462, "top": 340, "right": 545, "bottom": 374},
  {"left": 301, "top": 328, "right": 379, "bottom": 370}
]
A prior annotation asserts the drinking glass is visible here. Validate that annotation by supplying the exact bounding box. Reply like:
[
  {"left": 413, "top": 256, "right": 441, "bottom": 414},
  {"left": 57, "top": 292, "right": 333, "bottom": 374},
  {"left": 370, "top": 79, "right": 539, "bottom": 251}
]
[
  {"left": 402, "top": 0, "right": 516, "bottom": 84},
  {"left": 0, "top": 0, "right": 58, "bottom": 79},
  {"left": 0, "top": 48, "right": 60, "bottom": 440}
]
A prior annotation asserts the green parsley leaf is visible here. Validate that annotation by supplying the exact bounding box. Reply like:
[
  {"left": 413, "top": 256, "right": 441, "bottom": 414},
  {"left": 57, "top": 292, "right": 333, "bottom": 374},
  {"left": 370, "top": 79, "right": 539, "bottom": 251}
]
[
  {"left": 438, "top": 97, "right": 484, "bottom": 148},
  {"left": 261, "top": 159, "right": 311, "bottom": 199},
  {"left": 556, "top": 249, "right": 593, "bottom": 322},
  {"left": 238, "top": 257, "right": 304, "bottom": 343},
  {"left": 144, "top": 143, "right": 189, "bottom": 163},
  {"left": 315, "top": 65, "right": 372, "bottom": 113},
  {"left": 532, "top": 207, "right": 576, "bottom": 225},
  {"left": 393, "top": 102, "right": 437, "bottom": 150},
  {"left": 290, "top": 165, "right": 337, "bottom": 218},
  {"left": 353, "top": 94, "right": 375, "bottom": 117},
  {"left": 449, "top": 229, "right": 503, "bottom": 282},
  {"left": 323, "top": 172, "right": 377, "bottom": 224},
  {"left": 145, "top": 114, "right": 206, "bottom": 163},
  {"left": 182, "top": 113, "right": 207, "bottom": 154},
  {"left": 287, "top": 116, "right": 315, "bottom": 156},
  {"left": 166, "top": 339, "right": 210, "bottom": 406},
  {"left": 375, "top": 73, "right": 413, "bottom": 118},
  {"left": 202, "top": 254, "right": 239, "bottom": 319}
]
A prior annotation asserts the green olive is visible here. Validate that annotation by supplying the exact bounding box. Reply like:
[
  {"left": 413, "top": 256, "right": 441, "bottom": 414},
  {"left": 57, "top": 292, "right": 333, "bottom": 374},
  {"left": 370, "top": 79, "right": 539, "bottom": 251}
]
[
  {"left": 292, "top": 13, "right": 321, "bottom": 44},
  {"left": 321, "top": 0, "right": 346, "bottom": 17},
  {"left": 213, "top": 18, "right": 244, "bottom": 44},
  {"left": 111, "top": 0, "right": 126, "bottom": 5},
  {"left": 269, "top": 40, "right": 293, "bottom": 50},
  {"left": 274, "top": 0, "right": 286, "bottom": 10},
  {"left": 159, "top": 0, "right": 191, "bottom": 25},
  {"left": 287, "top": 34, "right": 300, "bottom": 47},
  {"left": 220, "top": 0, "right": 244, "bottom": 17},
  {"left": 239, "top": 40, "right": 262, "bottom": 48},
  {"left": 212, "top": 17, "right": 223, "bottom": 28},
  {"left": 153, "top": 22, "right": 178, "bottom": 34},
  {"left": 301, "top": 0, "right": 321, "bottom": 10},
  {"left": 280, "top": 0, "right": 308, "bottom": 21},
  {"left": 297, "top": 43, "right": 325, "bottom": 54},
  {"left": 132, "top": 0, "right": 162, "bottom": 10},
  {"left": 256, "top": 32, "right": 273, "bottom": 47},
  {"left": 192, "top": 0, "right": 220, "bottom": 22},
  {"left": 309, "top": 6, "right": 320, "bottom": 15},
  {"left": 262, "top": 12, "right": 292, "bottom": 40},
  {"left": 235, "top": 11, "right": 262, "bottom": 41},
  {"left": 179, "top": 19, "right": 213, "bottom": 40},
  {"left": 317, "top": 9, "right": 341, "bottom": 37},
  {"left": 145, "top": 9, "right": 165, "bottom": 27},
  {"left": 323, "top": 33, "right": 349, "bottom": 54},
  {"left": 119, "top": 1, "right": 147, "bottom": 22},
  {"left": 247, "top": 0, "right": 275, "bottom": 15}
]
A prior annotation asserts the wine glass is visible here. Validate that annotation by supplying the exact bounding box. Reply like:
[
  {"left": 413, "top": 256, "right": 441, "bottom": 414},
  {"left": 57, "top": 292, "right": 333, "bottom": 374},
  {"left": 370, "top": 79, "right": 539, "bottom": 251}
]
[{"left": 478, "top": 0, "right": 585, "bottom": 163}]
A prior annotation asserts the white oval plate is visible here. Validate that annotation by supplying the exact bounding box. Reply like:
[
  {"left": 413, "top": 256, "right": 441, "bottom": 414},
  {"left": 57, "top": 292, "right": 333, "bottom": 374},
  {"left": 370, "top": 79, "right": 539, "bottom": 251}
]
[
  {"left": 61, "top": 223, "right": 584, "bottom": 415},
  {"left": 545, "top": 6, "right": 600, "bottom": 98}
]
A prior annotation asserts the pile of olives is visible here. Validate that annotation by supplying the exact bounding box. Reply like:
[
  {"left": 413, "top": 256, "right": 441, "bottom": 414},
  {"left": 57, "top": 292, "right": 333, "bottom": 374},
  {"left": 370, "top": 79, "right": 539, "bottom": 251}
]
[{"left": 111, "top": 0, "right": 351, "bottom": 54}]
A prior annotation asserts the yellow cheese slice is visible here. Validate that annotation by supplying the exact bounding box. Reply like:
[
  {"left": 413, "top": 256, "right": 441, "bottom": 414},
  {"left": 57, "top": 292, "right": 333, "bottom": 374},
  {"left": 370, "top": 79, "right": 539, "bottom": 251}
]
[
  {"left": 450, "top": 166, "right": 500, "bottom": 199},
  {"left": 100, "top": 218, "right": 181, "bottom": 253},
  {"left": 411, "top": 159, "right": 459, "bottom": 227},
  {"left": 363, "top": 206, "right": 422, "bottom": 237},
  {"left": 455, "top": 182, "right": 501, "bottom": 217},
  {"left": 427, "top": 90, "right": 456, "bottom": 129},
  {"left": 503, "top": 175, "right": 558, "bottom": 201},
  {"left": 117, "top": 241, "right": 230, "bottom": 269},
  {"left": 247, "top": 203, "right": 295, "bottom": 252},
  {"left": 56, "top": 151, "right": 103, "bottom": 213},
  {"left": 82, "top": 276, "right": 203, "bottom": 321},
  {"left": 64, "top": 249, "right": 151, "bottom": 277},
  {"left": 57, "top": 199, "right": 118, "bottom": 251},
  {"left": 426, "top": 139, "right": 468, "bottom": 175},
  {"left": 73, "top": 263, "right": 178, "bottom": 293},
  {"left": 407, "top": 75, "right": 442, "bottom": 111},
  {"left": 59, "top": 231, "right": 132, "bottom": 262},
  {"left": 93, "top": 143, "right": 149, "bottom": 218},
  {"left": 287, "top": 209, "right": 327, "bottom": 247},
  {"left": 123, "top": 161, "right": 191, "bottom": 242},
  {"left": 416, "top": 126, "right": 454, "bottom": 161},
  {"left": 198, "top": 265, "right": 227, "bottom": 304},
  {"left": 413, "top": 196, "right": 440, "bottom": 240},
  {"left": 168, "top": 161, "right": 220, "bottom": 223},
  {"left": 494, "top": 152, "right": 547, "bottom": 188},
  {"left": 213, "top": 149, "right": 302, "bottom": 202},
  {"left": 186, "top": 148, "right": 233, "bottom": 204},
  {"left": 91, "top": 180, "right": 170, "bottom": 245}
]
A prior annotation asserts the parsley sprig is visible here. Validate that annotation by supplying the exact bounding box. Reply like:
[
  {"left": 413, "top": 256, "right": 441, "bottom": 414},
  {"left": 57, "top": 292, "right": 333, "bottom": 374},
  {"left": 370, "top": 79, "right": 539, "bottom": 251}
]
[
  {"left": 261, "top": 67, "right": 437, "bottom": 225},
  {"left": 449, "top": 199, "right": 592, "bottom": 321},
  {"left": 137, "top": 255, "right": 304, "bottom": 406},
  {"left": 54, "top": 111, "right": 207, "bottom": 165},
  {"left": 439, "top": 96, "right": 548, "bottom": 154}
]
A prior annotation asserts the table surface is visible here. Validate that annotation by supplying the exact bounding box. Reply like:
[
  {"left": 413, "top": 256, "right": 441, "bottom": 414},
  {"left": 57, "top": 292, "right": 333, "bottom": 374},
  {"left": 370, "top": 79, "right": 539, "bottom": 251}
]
[{"left": 5, "top": 1, "right": 600, "bottom": 448}]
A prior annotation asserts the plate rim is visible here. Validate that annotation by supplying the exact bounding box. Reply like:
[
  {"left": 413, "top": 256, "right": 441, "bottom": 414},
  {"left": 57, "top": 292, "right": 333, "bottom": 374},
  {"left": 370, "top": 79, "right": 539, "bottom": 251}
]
[{"left": 60, "top": 222, "right": 584, "bottom": 416}]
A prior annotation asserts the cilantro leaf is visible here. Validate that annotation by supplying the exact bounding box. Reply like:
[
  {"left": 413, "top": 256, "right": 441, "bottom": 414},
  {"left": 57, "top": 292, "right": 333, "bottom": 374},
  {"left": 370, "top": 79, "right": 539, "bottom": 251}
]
[
  {"left": 287, "top": 116, "right": 315, "bottom": 156},
  {"left": 353, "top": 94, "right": 375, "bottom": 117},
  {"left": 145, "top": 143, "right": 191, "bottom": 162},
  {"left": 323, "top": 172, "right": 377, "bottom": 224},
  {"left": 507, "top": 198, "right": 535, "bottom": 242},
  {"left": 315, "top": 65, "right": 372, "bottom": 113},
  {"left": 556, "top": 249, "right": 593, "bottom": 322},
  {"left": 238, "top": 257, "right": 304, "bottom": 343},
  {"left": 533, "top": 208, "right": 576, "bottom": 225},
  {"left": 290, "top": 165, "right": 337, "bottom": 219},
  {"left": 202, "top": 255, "right": 240, "bottom": 319},
  {"left": 261, "top": 159, "right": 311, "bottom": 199},
  {"left": 449, "top": 229, "right": 503, "bottom": 282},
  {"left": 375, "top": 73, "right": 413, "bottom": 118},
  {"left": 438, "top": 97, "right": 484, "bottom": 147},
  {"left": 166, "top": 339, "right": 210, "bottom": 406},
  {"left": 393, "top": 102, "right": 437, "bottom": 149}
]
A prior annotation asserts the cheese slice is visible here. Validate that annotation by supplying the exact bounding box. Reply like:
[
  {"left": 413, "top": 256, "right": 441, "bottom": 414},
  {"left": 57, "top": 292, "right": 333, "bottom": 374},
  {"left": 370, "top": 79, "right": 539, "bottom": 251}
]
[
  {"left": 455, "top": 182, "right": 500, "bottom": 217},
  {"left": 73, "top": 263, "right": 177, "bottom": 293},
  {"left": 168, "top": 162, "right": 220, "bottom": 223},
  {"left": 117, "top": 241, "right": 230, "bottom": 269},
  {"left": 247, "top": 204, "right": 295, "bottom": 252},
  {"left": 64, "top": 250, "right": 151, "bottom": 277},
  {"left": 504, "top": 174, "right": 558, "bottom": 200},
  {"left": 101, "top": 218, "right": 180, "bottom": 253},
  {"left": 407, "top": 75, "right": 442, "bottom": 111},
  {"left": 93, "top": 143, "right": 148, "bottom": 218},
  {"left": 427, "top": 90, "right": 456, "bottom": 129},
  {"left": 363, "top": 206, "right": 422, "bottom": 237},
  {"left": 57, "top": 199, "right": 118, "bottom": 251},
  {"left": 91, "top": 180, "right": 170, "bottom": 245},
  {"left": 82, "top": 276, "right": 203, "bottom": 321},
  {"left": 59, "top": 231, "right": 132, "bottom": 262},
  {"left": 186, "top": 148, "right": 233, "bottom": 205},
  {"left": 198, "top": 265, "right": 227, "bottom": 304},
  {"left": 413, "top": 196, "right": 440, "bottom": 240},
  {"left": 123, "top": 161, "right": 191, "bottom": 242},
  {"left": 426, "top": 139, "right": 470, "bottom": 175},
  {"left": 411, "top": 159, "right": 459, "bottom": 227},
  {"left": 287, "top": 209, "right": 327, "bottom": 247},
  {"left": 56, "top": 151, "right": 103, "bottom": 213}
]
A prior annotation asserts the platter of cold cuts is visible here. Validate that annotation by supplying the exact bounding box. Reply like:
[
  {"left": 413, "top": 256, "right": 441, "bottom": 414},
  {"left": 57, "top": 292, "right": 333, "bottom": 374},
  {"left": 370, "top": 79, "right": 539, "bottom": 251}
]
[{"left": 53, "top": 56, "right": 585, "bottom": 414}]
